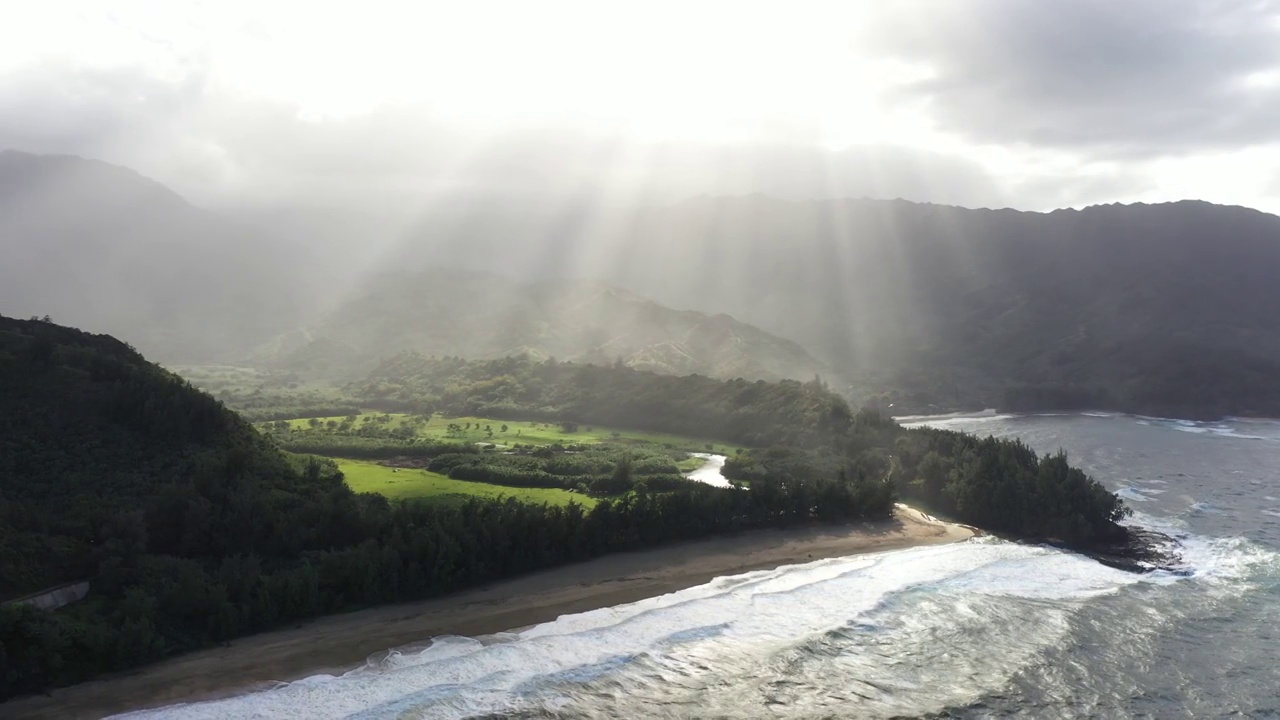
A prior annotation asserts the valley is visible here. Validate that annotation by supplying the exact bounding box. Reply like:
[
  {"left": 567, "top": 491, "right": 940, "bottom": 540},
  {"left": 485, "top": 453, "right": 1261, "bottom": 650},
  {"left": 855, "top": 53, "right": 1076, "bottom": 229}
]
[
  {"left": 4, "top": 7, "right": 1279, "bottom": 716},
  {"left": 11, "top": 152, "right": 1280, "bottom": 419},
  {"left": 0, "top": 315, "right": 1130, "bottom": 706}
]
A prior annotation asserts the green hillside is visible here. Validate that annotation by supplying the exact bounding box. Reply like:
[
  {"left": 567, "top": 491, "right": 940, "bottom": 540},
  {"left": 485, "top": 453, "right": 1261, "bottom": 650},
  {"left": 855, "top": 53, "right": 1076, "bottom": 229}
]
[
  {"left": 0, "top": 316, "right": 1130, "bottom": 702},
  {"left": 0, "top": 317, "right": 891, "bottom": 700},
  {"left": 386, "top": 196, "right": 1280, "bottom": 418},
  {"left": 0, "top": 315, "right": 300, "bottom": 597}
]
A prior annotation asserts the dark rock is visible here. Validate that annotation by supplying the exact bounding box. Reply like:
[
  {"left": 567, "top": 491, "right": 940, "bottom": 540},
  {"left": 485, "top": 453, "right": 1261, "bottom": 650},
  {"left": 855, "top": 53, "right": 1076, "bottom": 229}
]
[{"left": 1073, "top": 525, "right": 1183, "bottom": 574}]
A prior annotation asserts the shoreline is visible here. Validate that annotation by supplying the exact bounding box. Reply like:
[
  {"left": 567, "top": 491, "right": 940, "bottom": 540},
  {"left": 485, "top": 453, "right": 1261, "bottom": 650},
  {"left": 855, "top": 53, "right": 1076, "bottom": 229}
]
[
  {"left": 4, "top": 507, "right": 973, "bottom": 720},
  {"left": 893, "top": 408, "right": 1280, "bottom": 425}
]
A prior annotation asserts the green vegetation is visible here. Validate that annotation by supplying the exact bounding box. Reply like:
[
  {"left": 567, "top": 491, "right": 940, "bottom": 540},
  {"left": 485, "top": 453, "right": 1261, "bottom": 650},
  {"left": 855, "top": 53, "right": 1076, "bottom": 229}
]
[
  {"left": 0, "top": 316, "right": 900, "bottom": 701},
  {"left": 416, "top": 443, "right": 694, "bottom": 495},
  {"left": 335, "top": 459, "right": 597, "bottom": 507},
  {"left": 261, "top": 412, "right": 723, "bottom": 452},
  {"left": 725, "top": 409, "right": 1130, "bottom": 544},
  {"left": 264, "top": 414, "right": 709, "bottom": 505},
  {"left": 10, "top": 149, "right": 1280, "bottom": 423},
  {"left": 676, "top": 455, "right": 710, "bottom": 472},
  {"left": 340, "top": 355, "right": 1130, "bottom": 544},
  {"left": 344, "top": 354, "right": 854, "bottom": 448},
  {"left": 893, "top": 428, "right": 1130, "bottom": 542},
  {"left": 174, "top": 364, "right": 360, "bottom": 423}
]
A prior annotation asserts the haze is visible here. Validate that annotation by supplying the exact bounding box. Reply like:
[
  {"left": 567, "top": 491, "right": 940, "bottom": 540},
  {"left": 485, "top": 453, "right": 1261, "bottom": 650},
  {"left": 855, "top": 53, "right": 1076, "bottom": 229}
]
[
  {"left": 5, "top": 0, "right": 1280, "bottom": 422},
  {"left": 4, "top": 0, "right": 1280, "bottom": 216},
  {"left": 8, "top": 5, "right": 1280, "bottom": 715}
]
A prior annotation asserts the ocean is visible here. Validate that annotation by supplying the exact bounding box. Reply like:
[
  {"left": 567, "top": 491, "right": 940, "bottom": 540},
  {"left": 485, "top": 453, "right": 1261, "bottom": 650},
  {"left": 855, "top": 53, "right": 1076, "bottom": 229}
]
[{"left": 119, "top": 414, "right": 1280, "bottom": 719}]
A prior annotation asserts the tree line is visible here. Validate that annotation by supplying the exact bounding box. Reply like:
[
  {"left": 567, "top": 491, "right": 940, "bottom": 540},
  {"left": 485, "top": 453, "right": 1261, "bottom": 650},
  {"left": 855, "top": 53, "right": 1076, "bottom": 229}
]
[
  {"left": 345, "top": 353, "right": 854, "bottom": 448},
  {"left": 0, "top": 316, "right": 894, "bottom": 699},
  {"left": 0, "top": 317, "right": 1130, "bottom": 700}
]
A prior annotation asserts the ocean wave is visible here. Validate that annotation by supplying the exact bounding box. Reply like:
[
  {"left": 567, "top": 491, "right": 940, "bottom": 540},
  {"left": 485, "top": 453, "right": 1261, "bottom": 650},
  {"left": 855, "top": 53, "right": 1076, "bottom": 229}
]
[
  {"left": 1117, "top": 486, "right": 1165, "bottom": 502},
  {"left": 1124, "top": 510, "right": 1280, "bottom": 584},
  {"left": 893, "top": 408, "right": 1004, "bottom": 424},
  {"left": 904, "top": 412, "right": 1280, "bottom": 443},
  {"left": 114, "top": 533, "right": 1264, "bottom": 720},
  {"left": 1132, "top": 416, "right": 1280, "bottom": 441}
]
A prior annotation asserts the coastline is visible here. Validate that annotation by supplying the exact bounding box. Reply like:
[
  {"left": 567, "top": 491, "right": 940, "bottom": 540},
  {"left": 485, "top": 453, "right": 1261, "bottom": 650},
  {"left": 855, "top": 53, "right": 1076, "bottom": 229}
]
[
  {"left": 893, "top": 408, "right": 1280, "bottom": 425},
  {"left": 4, "top": 506, "right": 973, "bottom": 720}
]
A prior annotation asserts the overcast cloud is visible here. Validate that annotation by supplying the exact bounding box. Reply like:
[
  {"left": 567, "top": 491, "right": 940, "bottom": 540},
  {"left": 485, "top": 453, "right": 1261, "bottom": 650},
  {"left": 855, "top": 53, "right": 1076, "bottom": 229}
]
[
  {"left": 2, "top": 1, "right": 1280, "bottom": 214},
  {"left": 867, "top": 0, "right": 1280, "bottom": 155}
]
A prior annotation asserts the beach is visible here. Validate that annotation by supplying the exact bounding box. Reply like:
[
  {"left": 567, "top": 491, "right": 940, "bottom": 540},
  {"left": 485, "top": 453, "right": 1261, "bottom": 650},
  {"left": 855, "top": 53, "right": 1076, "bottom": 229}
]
[{"left": 4, "top": 506, "right": 973, "bottom": 719}]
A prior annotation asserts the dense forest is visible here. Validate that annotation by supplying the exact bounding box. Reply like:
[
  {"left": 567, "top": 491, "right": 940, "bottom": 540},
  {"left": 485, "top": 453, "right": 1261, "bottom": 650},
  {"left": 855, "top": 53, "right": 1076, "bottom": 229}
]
[
  {"left": 334, "top": 354, "right": 1128, "bottom": 542},
  {"left": 0, "top": 317, "right": 1130, "bottom": 701},
  {"left": 344, "top": 353, "right": 854, "bottom": 448},
  {"left": 0, "top": 317, "right": 889, "bottom": 700}
]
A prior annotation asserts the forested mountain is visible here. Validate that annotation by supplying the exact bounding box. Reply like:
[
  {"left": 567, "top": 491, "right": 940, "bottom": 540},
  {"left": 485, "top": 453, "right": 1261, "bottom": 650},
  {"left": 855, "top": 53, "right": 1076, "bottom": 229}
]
[
  {"left": 0, "top": 315, "right": 306, "bottom": 599},
  {"left": 0, "top": 153, "right": 823, "bottom": 383},
  {"left": 7, "top": 150, "right": 1280, "bottom": 418},
  {"left": 0, "top": 315, "right": 877, "bottom": 698},
  {"left": 0, "top": 316, "right": 1131, "bottom": 700},
  {"left": 253, "top": 269, "right": 827, "bottom": 382},
  {"left": 385, "top": 196, "right": 1280, "bottom": 418}
]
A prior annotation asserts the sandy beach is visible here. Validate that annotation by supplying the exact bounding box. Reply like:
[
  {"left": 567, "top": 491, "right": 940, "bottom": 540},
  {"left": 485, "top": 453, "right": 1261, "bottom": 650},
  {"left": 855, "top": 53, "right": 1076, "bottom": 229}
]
[{"left": 4, "top": 506, "right": 974, "bottom": 719}]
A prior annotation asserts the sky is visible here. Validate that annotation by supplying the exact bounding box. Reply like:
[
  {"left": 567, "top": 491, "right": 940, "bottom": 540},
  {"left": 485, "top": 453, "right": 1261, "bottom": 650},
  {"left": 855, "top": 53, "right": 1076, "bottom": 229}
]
[{"left": 2, "top": 0, "right": 1280, "bottom": 213}]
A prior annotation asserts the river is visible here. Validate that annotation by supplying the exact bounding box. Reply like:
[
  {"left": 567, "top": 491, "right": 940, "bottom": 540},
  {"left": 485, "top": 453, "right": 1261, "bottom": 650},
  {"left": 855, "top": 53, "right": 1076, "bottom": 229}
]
[{"left": 684, "top": 452, "right": 730, "bottom": 487}]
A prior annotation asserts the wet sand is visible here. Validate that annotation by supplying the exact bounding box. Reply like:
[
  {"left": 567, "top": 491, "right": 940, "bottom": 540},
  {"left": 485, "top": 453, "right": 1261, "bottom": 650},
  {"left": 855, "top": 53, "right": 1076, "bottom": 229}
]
[{"left": 4, "top": 506, "right": 973, "bottom": 719}]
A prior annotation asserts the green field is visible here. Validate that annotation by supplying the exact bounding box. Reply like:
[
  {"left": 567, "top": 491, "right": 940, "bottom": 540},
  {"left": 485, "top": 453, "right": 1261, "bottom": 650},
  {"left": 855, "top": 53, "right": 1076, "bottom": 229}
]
[
  {"left": 275, "top": 412, "right": 734, "bottom": 453},
  {"left": 337, "top": 459, "right": 598, "bottom": 507}
]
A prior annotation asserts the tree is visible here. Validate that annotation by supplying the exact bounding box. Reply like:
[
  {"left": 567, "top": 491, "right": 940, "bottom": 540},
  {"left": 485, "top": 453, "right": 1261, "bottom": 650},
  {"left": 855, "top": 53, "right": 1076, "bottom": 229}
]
[{"left": 612, "top": 456, "right": 633, "bottom": 486}]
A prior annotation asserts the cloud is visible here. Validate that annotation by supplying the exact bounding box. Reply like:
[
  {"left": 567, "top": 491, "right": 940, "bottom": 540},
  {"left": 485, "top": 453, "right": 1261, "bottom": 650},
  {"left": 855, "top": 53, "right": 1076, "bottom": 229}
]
[
  {"left": 1008, "top": 167, "right": 1158, "bottom": 209},
  {"left": 0, "top": 60, "right": 1012, "bottom": 211},
  {"left": 865, "top": 0, "right": 1280, "bottom": 156},
  {"left": 5, "top": 3, "right": 1280, "bottom": 215},
  {"left": 0, "top": 62, "right": 201, "bottom": 157}
]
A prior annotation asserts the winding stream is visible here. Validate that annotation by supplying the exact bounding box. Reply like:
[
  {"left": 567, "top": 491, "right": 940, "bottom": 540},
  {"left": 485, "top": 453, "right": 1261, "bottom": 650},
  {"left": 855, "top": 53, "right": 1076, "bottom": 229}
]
[{"left": 684, "top": 453, "right": 730, "bottom": 487}]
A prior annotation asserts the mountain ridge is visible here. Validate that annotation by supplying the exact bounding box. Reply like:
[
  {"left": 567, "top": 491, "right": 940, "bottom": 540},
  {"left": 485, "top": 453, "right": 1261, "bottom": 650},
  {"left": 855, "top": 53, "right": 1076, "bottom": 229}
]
[
  {"left": 385, "top": 192, "right": 1280, "bottom": 418},
  {"left": 7, "top": 150, "right": 1280, "bottom": 418},
  {"left": 250, "top": 268, "right": 830, "bottom": 383}
]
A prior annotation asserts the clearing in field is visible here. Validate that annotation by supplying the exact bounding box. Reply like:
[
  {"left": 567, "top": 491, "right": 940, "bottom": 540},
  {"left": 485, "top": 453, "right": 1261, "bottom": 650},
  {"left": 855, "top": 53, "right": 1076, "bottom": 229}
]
[{"left": 337, "top": 459, "right": 598, "bottom": 508}]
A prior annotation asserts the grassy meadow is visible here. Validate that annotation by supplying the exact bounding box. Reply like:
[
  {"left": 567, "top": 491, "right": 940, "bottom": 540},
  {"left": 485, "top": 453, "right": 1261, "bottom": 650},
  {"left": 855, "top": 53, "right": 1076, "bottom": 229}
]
[
  {"left": 337, "top": 459, "right": 598, "bottom": 507},
  {"left": 265, "top": 412, "right": 729, "bottom": 506}
]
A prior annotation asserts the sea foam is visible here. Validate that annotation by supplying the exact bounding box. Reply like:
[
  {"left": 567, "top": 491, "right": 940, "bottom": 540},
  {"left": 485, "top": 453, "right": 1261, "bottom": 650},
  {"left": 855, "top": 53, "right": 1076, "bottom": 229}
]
[{"left": 116, "top": 536, "right": 1236, "bottom": 720}]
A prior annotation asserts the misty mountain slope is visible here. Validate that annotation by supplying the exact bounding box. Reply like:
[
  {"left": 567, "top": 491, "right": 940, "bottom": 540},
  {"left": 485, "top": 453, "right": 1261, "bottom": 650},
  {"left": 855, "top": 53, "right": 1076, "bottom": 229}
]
[
  {"left": 252, "top": 269, "right": 828, "bottom": 383},
  {"left": 9, "top": 149, "right": 1280, "bottom": 416},
  {"left": 0, "top": 151, "right": 305, "bottom": 363},
  {"left": 383, "top": 196, "right": 1280, "bottom": 417}
]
